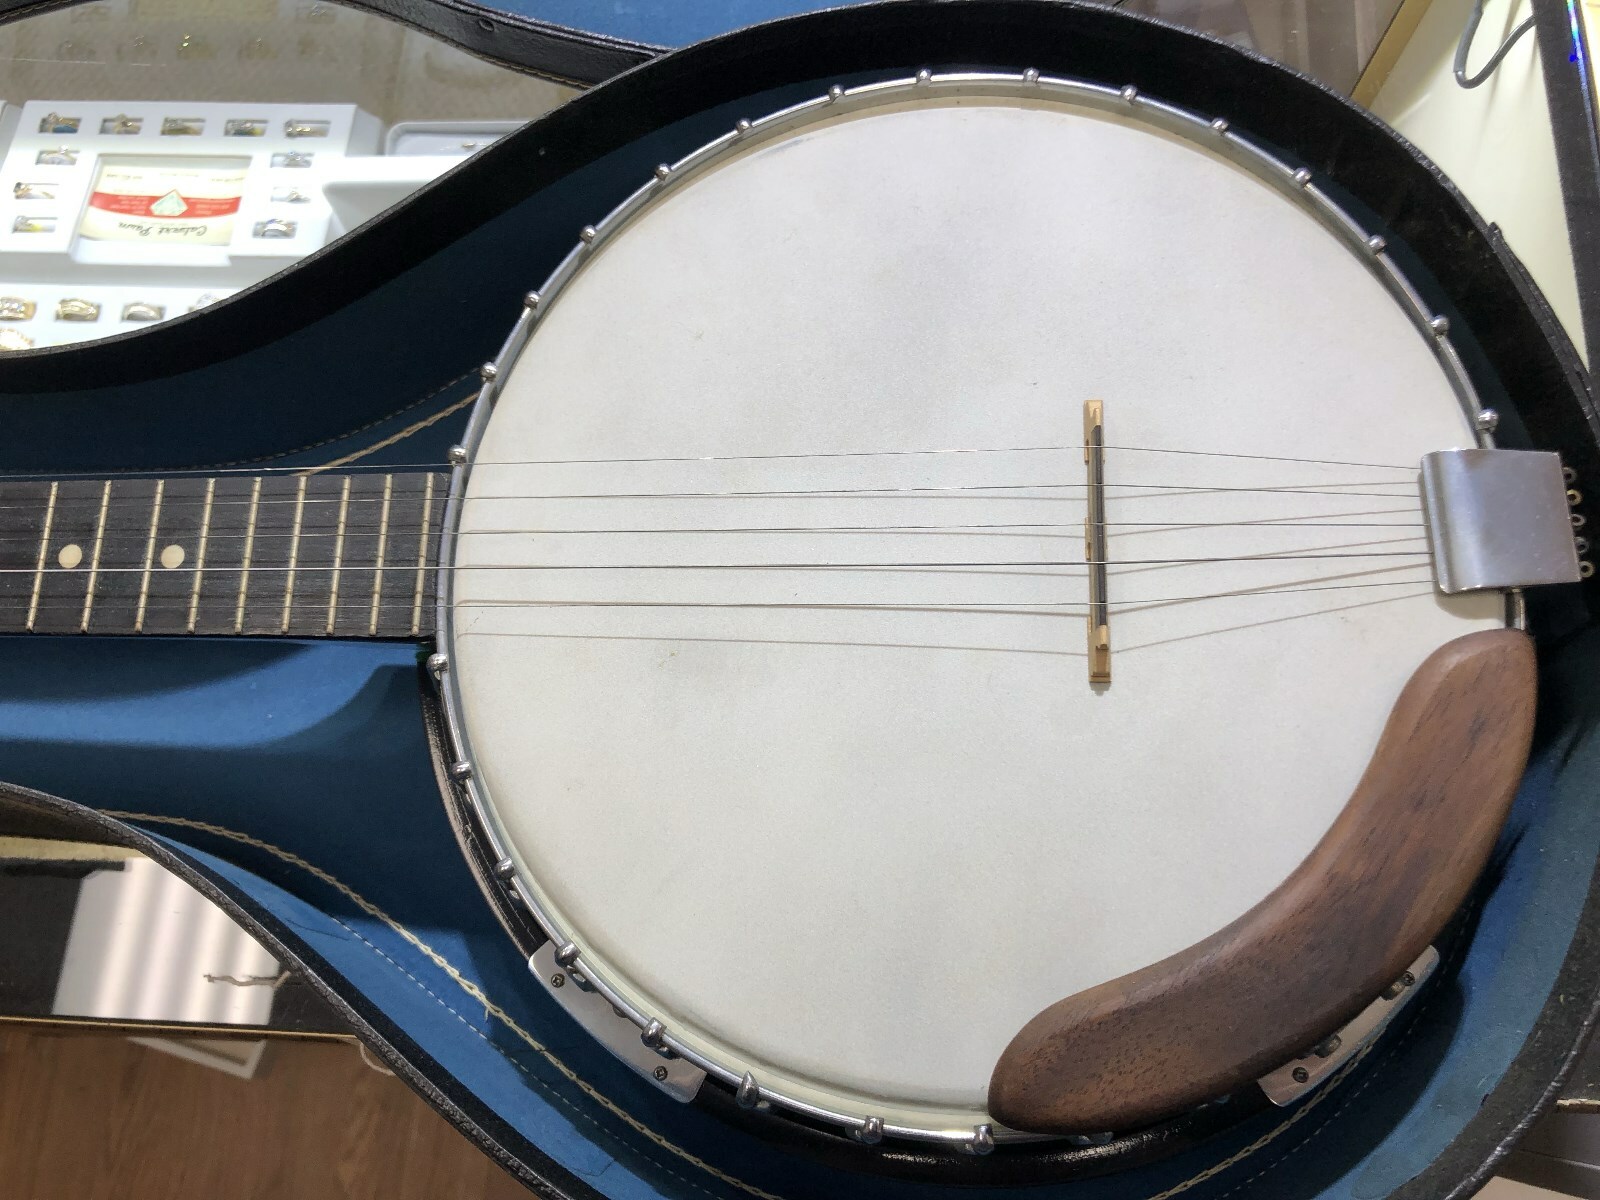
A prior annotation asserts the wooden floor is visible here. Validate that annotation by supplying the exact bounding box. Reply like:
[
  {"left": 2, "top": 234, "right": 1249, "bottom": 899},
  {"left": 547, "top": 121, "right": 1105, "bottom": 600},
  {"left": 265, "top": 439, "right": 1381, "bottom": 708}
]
[{"left": 0, "top": 1026, "right": 529, "bottom": 1200}]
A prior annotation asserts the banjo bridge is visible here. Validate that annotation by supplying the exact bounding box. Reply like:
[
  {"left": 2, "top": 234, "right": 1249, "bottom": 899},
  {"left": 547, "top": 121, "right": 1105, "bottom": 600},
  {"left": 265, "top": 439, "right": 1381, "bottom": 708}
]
[{"left": 1084, "top": 399, "right": 1111, "bottom": 685}]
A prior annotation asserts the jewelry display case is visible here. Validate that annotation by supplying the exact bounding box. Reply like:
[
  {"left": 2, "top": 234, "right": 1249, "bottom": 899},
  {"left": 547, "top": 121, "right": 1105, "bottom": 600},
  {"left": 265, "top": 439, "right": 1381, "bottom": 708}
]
[{"left": 0, "top": 0, "right": 576, "bottom": 349}]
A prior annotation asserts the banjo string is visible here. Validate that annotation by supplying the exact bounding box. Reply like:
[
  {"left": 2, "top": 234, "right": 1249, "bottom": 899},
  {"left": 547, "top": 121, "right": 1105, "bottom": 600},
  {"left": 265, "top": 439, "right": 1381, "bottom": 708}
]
[
  {"left": 0, "top": 443, "right": 1421, "bottom": 483},
  {"left": 0, "top": 480, "right": 1421, "bottom": 518},
  {"left": 14, "top": 573, "right": 1440, "bottom": 618}
]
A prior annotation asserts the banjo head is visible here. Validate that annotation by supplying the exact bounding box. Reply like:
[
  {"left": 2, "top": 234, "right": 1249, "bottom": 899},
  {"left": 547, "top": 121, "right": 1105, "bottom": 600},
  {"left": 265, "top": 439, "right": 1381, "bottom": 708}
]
[{"left": 443, "top": 76, "right": 1502, "bottom": 1145}]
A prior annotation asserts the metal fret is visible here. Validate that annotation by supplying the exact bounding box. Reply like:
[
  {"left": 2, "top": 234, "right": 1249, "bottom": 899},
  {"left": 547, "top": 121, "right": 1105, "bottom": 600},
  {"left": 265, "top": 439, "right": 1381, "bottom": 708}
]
[
  {"left": 187, "top": 477, "right": 215, "bottom": 633},
  {"left": 327, "top": 475, "right": 352, "bottom": 634},
  {"left": 26, "top": 481, "right": 57, "bottom": 632},
  {"left": 133, "top": 479, "right": 165, "bottom": 632},
  {"left": 79, "top": 480, "right": 112, "bottom": 632},
  {"left": 369, "top": 473, "right": 393, "bottom": 636},
  {"left": 280, "top": 475, "right": 309, "bottom": 633},
  {"left": 234, "top": 476, "right": 263, "bottom": 634},
  {"left": 411, "top": 473, "right": 434, "bottom": 635}
]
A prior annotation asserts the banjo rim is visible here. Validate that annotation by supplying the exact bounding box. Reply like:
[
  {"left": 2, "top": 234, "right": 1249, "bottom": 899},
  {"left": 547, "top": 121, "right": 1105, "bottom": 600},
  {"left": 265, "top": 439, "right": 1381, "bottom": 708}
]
[{"left": 431, "top": 69, "right": 1501, "bottom": 1152}]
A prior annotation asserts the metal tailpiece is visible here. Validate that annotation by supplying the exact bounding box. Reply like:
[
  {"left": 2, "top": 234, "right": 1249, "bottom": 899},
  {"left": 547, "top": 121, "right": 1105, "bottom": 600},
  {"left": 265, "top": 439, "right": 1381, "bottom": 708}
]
[{"left": 1420, "top": 449, "right": 1582, "bottom": 593}]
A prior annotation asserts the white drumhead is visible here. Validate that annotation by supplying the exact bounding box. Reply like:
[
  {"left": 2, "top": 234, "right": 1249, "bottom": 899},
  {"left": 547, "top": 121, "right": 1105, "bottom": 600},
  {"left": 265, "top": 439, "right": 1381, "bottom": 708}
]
[{"left": 451, "top": 82, "right": 1501, "bottom": 1135}]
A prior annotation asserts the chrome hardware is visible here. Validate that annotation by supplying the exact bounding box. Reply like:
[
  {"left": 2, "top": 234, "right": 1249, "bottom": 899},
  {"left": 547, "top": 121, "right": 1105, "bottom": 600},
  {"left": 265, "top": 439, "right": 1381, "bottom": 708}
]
[
  {"left": 579, "top": 225, "right": 597, "bottom": 243},
  {"left": 1292, "top": 167, "right": 1312, "bottom": 187},
  {"left": 1260, "top": 945, "right": 1439, "bottom": 1105},
  {"left": 641, "top": 1019, "right": 676, "bottom": 1057},
  {"left": 1429, "top": 315, "right": 1450, "bottom": 336},
  {"left": 737, "top": 1072, "right": 760, "bottom": 1108},
  {"left": 828, "top": 85, "right": 845, "bottom": 102},
  {"left": 1420, "top": 449, "right": 1582, "bottom": 592},
  {"left": 855, "top": 1116, "right": 885, "bottom": 1144},
  {"left": 735, "top": 118, "right": 753, "bottom": 134},
  {"left": 492, "top": 857, "right": 515, "bottom": 880},
  {"left": 654, "top": 164, "right": 671, "bottom": 181},
  {"left": 1366, "top": 234, "right": 1387, "bottom": 253},
  {"left": 447, "top": 445, "right": 469, "bottom": 465},
  {"left": 1022, "top": 68, "right": 1040, "bottom": 84},
  {"left": 1475, "top": 408, "right": 1499, "bottom": 433},
  {"left": 524, "top": 292, "right": 541, "bottom": 309},
  {"left": 554, "top": 941, "right": 580, "bottom": 969},
  {"left": 449, "top": 760, "right": 472, "bottom": 781},
  {"left": 915, "top": 69, "right": 932, "bottom": 85},
  {"left": 1119, "top": 84, "right": 1138, "bottom": 102},
  {"left": 529, "top": 942, "right": 705, "bottom": 1101},
  {"left": 479, "top": 362, "right": 498, "bottom": 382},
  {"left": 968, "top": 1125, "right": 996, "bottom": 1156},
  {"left": 426, "top": 651, "right": 448, "bottom": 676},
  {"left": 1564, "top": 466, "right": 1578, "bottom": 484},
  {"left": 1583, "top": 561, "right": 1596, "bottom": 579},
  {"left": 1210, "top": 117, "right": 1229, "bottom": 134}
]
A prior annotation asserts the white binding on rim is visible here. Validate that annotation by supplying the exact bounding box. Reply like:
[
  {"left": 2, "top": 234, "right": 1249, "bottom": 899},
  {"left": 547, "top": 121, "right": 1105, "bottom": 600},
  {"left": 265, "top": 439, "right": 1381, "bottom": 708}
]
[{"left": 433, "top": 71, "right": 1506, "bottom": 1149}]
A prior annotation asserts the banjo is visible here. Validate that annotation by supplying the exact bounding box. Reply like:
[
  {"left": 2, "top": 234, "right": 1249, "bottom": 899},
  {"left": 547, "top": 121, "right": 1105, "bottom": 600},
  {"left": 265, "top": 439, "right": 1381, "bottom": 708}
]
[{"left": 0, "top": 70, "right": 1583, "bottom": 1160}]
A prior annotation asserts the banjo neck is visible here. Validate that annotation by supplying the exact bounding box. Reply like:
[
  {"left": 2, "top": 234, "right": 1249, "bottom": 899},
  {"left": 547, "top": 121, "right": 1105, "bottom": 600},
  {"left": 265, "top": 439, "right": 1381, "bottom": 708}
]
[{"left": 0, "top": 468, "right": 447, "bottom": 638}]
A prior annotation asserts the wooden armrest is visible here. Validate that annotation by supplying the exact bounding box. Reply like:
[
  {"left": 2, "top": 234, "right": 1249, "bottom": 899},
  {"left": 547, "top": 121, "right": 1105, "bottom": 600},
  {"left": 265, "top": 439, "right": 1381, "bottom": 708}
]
[{"left": 988, "top": 628, "right": 1536, "bottom": 1134}]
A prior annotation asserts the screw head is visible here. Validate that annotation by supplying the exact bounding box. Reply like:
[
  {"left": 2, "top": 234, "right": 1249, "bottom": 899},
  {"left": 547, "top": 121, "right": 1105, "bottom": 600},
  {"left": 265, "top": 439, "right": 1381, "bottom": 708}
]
[
  {"left": 1429, "top": 315, "right": 1450, "bottom": 336},
  {"left": 653, "top": 1065, "right": 669, "bottom": 1082},
  {"left": 1366, "top": 234, "right": 1387, "bottom": 253},
  {"left": 1400, "top": 971, "right": 1416, "bottom": 988},
  {"left": 479, "top": 361, "right": 498, "bottom": 381},
  {"left": 579, "top": 225, "right": 597, "bottom": 243},
  {"left": 1291, "top": 1066, "right": 1310, "bottom": 1084},
  {"left": 524, "top": 291, "right": 540, "bottom": 309},
  {"left": 426, "top": 651, "right": 447, "bottom": 676},
  {"left": 1293, "top": 168, "right": 1312, "bottom": 187},
  {"left": 550, "top": 973, "right": 565, "bottom": 988},
  {"left": 447, "top": 444, "right": 468, "bottom": 465},
  {"left": 654, "top": 163, "right": 671, "bottom": 181},
  {"left": 1475, "top": 408, "right": 1499, "bottom": 433},
  {"left": 450, "top": 760, "right": 472, "bottom": 781}
]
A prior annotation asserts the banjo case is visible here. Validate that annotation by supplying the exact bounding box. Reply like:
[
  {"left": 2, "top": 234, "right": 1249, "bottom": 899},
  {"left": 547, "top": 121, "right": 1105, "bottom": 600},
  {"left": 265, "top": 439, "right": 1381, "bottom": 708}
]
[{"left": 0, "top": 3, "right": 1598, "bottom": 1197}]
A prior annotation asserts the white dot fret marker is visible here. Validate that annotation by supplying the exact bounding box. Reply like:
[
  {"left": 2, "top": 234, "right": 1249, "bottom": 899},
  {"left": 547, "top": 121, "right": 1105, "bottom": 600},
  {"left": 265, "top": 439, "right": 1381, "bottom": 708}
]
[
  {"left": 160, "top": 544, "right": 185, "bottom": 570},
  {"left": 57, "top": 544, "right": 82, "bottom": 569}
]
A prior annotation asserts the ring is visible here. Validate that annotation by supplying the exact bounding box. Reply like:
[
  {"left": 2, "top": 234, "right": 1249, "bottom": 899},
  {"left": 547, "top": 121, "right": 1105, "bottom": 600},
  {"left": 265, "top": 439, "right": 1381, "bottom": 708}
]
[
  {"left": 103, "top": 114, "right": 142, "bottom": 135},
  {"left": 13, "top": 183, "right": 56, "bottom": 200},
  {"left": 55, "top": 298, "right": 101, "bottom": 322},
  {"left": 37, "top": 112, "right": 80, "bottom": 134},
  {"left": 12, "top": 217, "right": 56, "bottom": 234},
  {"left": 160, "top": 117, "right": 205, "bottom": 136},
  {"left": 121, "top": 301, "right": 166, "bottom": 322},
  {"left": 271, "top": 151, "right": 313, "bottom": 168},
  {"left": 284, "top": 121, "right": 328, "bottom": 138},
  {"left": 254, "top": 218, "right": 297, "bottom": 239},
  {"left": 0, "top": 329, "right": 36, "bottom": 352},
  {"left": 225, "top": 119, "right": 266, "bottom": 137},
  {"left": 0, "top": 298, "right": 37, "bottom": 321},
  {"left": 35, "top": 148, "right": 77, "bottom": 165}
]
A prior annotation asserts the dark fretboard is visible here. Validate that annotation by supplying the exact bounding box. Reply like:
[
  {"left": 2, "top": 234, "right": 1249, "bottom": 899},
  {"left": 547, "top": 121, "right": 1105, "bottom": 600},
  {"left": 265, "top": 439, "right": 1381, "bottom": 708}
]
[{"left": 0, "top": 470, "right": 446, "bottom": 638}]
